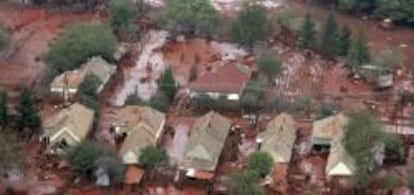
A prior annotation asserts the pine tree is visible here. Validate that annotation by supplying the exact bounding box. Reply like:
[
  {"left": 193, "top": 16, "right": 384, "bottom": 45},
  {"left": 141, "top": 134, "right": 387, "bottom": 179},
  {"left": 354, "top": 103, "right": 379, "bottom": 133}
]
[
  {"left": 347, "top": 32, "right": 371, "bottom": 68},
  {"left": 297, "top": 13, "right": 317, "bottom": 49},
  {"left": 338, "top": 25, "right": 352, "bottom": 56},
  {"left": 17, "top": 88, "right": 41, "bottom": 134},
  {"left": 159, "top": 68, "right": 177, "bottom": 102},
  {"left": 320, "top": 12, "right": 339, "bottom": 58},
  {"left": 0, "top": 90, "right": 7, "bottom": 129}
]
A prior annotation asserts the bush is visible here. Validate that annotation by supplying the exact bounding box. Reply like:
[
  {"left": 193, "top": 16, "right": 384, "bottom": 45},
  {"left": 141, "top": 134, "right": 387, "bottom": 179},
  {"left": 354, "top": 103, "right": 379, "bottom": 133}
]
[
  {"left": 316, "top": 103, "right": 341, "bottom": 119},
  {"left": 231, "top": 2, "right": 267, "bottom": 47},
  {"left": 162, "top": 0, "right": 219, "bottom": 36},
  {"left": 65, "top": 141, "right": 113, "bottom": 174},
  {"left": 344, "top": 111, "right": 386, "bottom": 188},
  {"left": 229, "top": 170, "right": 264, "bottom": 195},
  {"left": 125, "top": 93, "right": 146, "bottom": 106},
  {"left": 246, "top": 152, "right": 274, "bottom": 178},
  {"left": 139, "top": 146, "right": 168, "bottom": 168},
  {"left": 297, "top": 13, "right": 317, "bottom": 49},
  {"left": 109, "top": 0, "right": 137, "bottom": 33},
  {"left": 258, "top": 53, "right": 282, "bottom": 80},
  {"left": 347, "top": 32, "right": 370, "bottom": 69},
  {"left": 94, "top": 154, "right": 125, "bottom": 183},
  {"left": 149, "top": 91, "right": 170, "bottom": 112},
  {"left": 159, "top": 68, "right": 177, "bottom": 102},
  {"left": 78, "top": 74, "right": 102, "bottom": 99},
  {"left": 45, "top": 22, "right": 117, "bottom": 73}
]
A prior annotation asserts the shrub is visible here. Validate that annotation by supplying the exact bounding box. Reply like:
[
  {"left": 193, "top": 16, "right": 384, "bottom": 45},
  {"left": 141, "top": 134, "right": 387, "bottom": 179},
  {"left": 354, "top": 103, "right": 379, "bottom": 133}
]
[
  {"left": 246, "top": 152, "right": 274, "bottom": 178},
  {"left": 258, "top": 53, "right": 282, "bottom": 81},
  {"left": 65, "top": 141, "right": 113, "bottom": 174},
  {"left": 162, "top": 0, "right": 219, "bottom": 36},
  {"left": 149, "top": 91, "right": 170, "bottom": 112},
  {"left": 297, "top": 13, "right": 317, "bottom": 49},
  {"left": 78, "top": 74, "right": 102, "bottom": 99},
  {"left": 139, "top": 146, "right": 168, "bottom": 168},
  {"left": 125, "top": 93, "right": 146, "bottom": 106},
  {"left": 229, "top": 170, "right": 265, "bottom": 195},
  {"left": 158, "top": 68, "right": 177, "bottom": 102},
  {"left": 109, "top": 0, "right": 137, "bottom": 33},
  {"left": 231, "top": 2, "right": 267, "bottom": 47}
]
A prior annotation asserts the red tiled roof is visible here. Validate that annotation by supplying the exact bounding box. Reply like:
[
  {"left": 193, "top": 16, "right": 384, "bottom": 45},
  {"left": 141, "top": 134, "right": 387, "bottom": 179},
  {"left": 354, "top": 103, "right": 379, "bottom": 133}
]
[
  {"left": 124, "top": 166, "right": 145, "bottom": 185},
  {"left": 189, "top": 64, "right": 250, "bottom": 94}
]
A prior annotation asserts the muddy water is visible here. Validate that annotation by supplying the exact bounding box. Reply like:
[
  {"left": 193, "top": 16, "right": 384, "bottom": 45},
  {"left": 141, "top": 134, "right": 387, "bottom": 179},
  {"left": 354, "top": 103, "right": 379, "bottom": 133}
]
[{"left": 113, "top": 30, "right": 168, "bottom": 105}]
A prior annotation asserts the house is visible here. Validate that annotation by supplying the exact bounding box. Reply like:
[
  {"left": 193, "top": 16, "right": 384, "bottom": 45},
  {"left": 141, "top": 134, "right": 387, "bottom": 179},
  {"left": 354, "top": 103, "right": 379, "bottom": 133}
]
[
  {"left": 257, "top": 113, "right": 297, "bottom": 164},
  {"left": 41, "top": 103, "right": 95, "bottom": 154},
  {"left": 187, "top": 64, "right": 250, "bottom": 101},
  {"left": 50, "top": 56, "right": 116, "bottom": 98},
  {"left": 115, "top": 106, "right": 166, "bottom": 165},
  {"left": 311, "top": 113, "right": 348, "bottom": 147},
  {"left": 179, "top": 111, "right": 232, "bottom": 180},
  {"left": 325, "top": 137, "right": 355, "bottom": 177}
]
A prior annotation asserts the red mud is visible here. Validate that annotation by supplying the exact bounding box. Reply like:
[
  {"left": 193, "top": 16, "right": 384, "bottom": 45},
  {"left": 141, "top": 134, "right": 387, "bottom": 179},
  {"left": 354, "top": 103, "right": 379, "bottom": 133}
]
[{"left": 0, "top": 2, "right": 100, "bottom": 96}]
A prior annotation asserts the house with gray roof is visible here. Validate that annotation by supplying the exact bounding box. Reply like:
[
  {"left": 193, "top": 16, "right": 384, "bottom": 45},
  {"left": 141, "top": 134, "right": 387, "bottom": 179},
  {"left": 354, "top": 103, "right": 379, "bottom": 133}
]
[{"left": 179, "top": 111, "right": 232, "bottom": 180}]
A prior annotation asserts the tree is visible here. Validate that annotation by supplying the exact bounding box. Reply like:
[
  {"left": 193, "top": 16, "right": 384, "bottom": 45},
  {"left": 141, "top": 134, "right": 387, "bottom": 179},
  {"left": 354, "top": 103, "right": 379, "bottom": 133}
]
[
  {"left": 347, "top": 32, "right": 370, "bottom": 69},
  {"left": 32, "top": 0, "right": 46, "bottom": 5},
  {"left": 231, "top": 2, "right": 267, "bottom": 47},
  {"left": 163, "top": 0, "right": 219, "bottom": 36},
  {"left": 45, "top": 22, "right": 117, "bottom": 73},
  {"left": 258, "top": 53, "right": 282, "bottom": 81},
  {"left": 376, "top": 0, "right": 414, "bottom": 24},
  {"left": 246, "top": 152, "right": 274, "bottom": 178},
  {"left": 343, "top": 111, "right": 385, "bottom": 188},
  {"left": 320, "top": 12, "right": 339, "bottom": 58},
  {"left": 159, "top": 68, "right": 177, "bottom": 102},
  {"left": 65, "top": 141, "right": 113, "bottom": 174},
  {"left": 337, "top": 25, "right": 352, "bottom": 56},
  {"left": 125, "top": 93, "right": 146, "bottom": 105},
  {"left": 229, "top": 170, "right": 265, "bottom": 195},
  {"left": 240, "top": 80, "right": 264, "bottom": 113},
  {"left": 149, "top": 91, "right": 170, "bottom": 112},
  {"left": 297, "top": 13, "right": 317, "bottom": 49},
  {"left": 78, "top": 74, "right": 102, "bottom": 113},
  {"left": 338, "top": 0, "right": 376, "bottom": 12},
  {"left": 0, "top": 90, "right": 8, "bottom": 129},
  {"left": 0, "top": 25, "right": 9, "bottom": 51},
  {"left": 94, "top": 154, "right": 125, "bottom": 183},
  {"left": 17, "top": 88, "right": 41, "bottom": 134},
  {"left": 109, "top": 0, "right": 137, "bottom": 34},
  {"left": 78, "top": 74, "right": 102, "bottom": 99},
  {"left": 139, "top": 146, "right": 168, "bottom": 168},
  {"left": 0, "top": 130, "right": 24, "bottom": 174}
]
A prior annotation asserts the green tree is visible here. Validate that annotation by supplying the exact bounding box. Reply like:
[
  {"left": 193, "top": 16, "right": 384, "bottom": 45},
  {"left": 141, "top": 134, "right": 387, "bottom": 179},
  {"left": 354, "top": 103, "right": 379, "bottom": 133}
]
[
  {"left": 125, "top": 94, "right": 146, "bottom": 105},
  {"left": 297, "top": 13, "right": 317, "bottom": 49},
  {"left": 109, "top": 0, "right": 137, "bottom": 33},
  {"left": 247, "top": 152, "right": 274, "bottom": 178},
  {"left": 0, "top": 91, "right": 8, "bottom": 129},
  {"left": 65, "top": 141, "right": 113, "bottom": 174},
  {"left": 347, "top": 32, "right": 370, "bottom": 69},
  {"left": 149, "top": 91, "right": 170, "bottom": 112},
  {"left": 376, "top": 0, "right": 414, "bottom": 24},
  {"left": 78, "top": 74, "right": 102, "bottom": 113},
  {"left": 344, "top": 111, "right": 385, "bottom": 189},
  {"left": 258, "top": 53, "right": 282, "bottom": 81},
  {"left": 159, "top": 68, "right": 177, "bottom": 102},
  {"left": 320, "top": 12, "right": 339, "bottom": 58},
  {"left": 338, "top": 0, "right": 376, "bottom": 12},
  {"left": 17, "top": 88, "right": 41, "bottom": 134},
  {"left": 94, "top": 154, "right": 126, "bottom": 183},
  {"left": 230, "top": 170, "right": 265, "bottom": 195},
  {"left": 240, "top": 93, "right": 261, "bottom": 113},
  {"left": 32, "top": 0, "right": 46, "bottom": 5},
  {"left": 0, "top": 25, "right": 9, "bottom": 51},
  {"left": 0, "top": 130, "right": 24, "bottom": 174},
  {"left": 163, "top": 0, "right": 219, "bottom": 36},
  {"left": 78, "top": 74, "right": 102, "bottom": 99},
  {"left": 338, "top": 25, "right": 352, "bottom": 56},
  {"left": 45, "top": 22, "right": 117, "bottom": 73},
  {"left": 231, "top": 2, "right": 267, "bottom": 47},
  {"left": 139, "top": 146, "right": 168, "bottom": 168}
]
